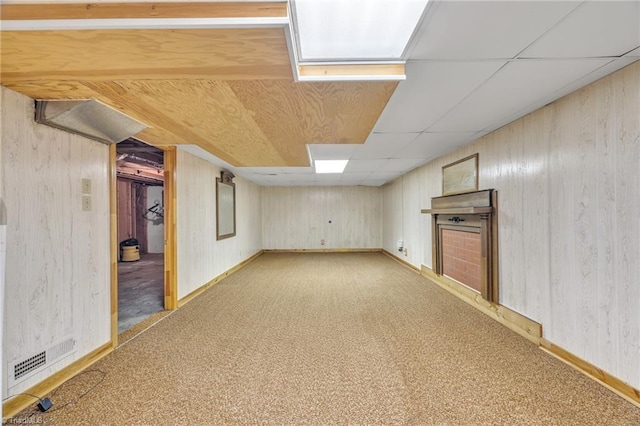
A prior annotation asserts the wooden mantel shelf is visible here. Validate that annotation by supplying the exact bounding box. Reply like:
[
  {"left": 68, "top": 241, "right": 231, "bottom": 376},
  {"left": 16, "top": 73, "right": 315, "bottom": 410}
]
[{"left": 421, "top": 206, "right": 493, "bottom": 215}]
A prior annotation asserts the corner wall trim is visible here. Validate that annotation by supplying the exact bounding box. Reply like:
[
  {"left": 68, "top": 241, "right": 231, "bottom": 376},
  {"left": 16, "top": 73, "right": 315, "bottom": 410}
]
[
  {"left": 2, "top": 342, "right": 113, "bottom": 421},
  {"left": 540, "top": 339, "right": 640, "bottom": 409},
  {"left": 178, "top": 250, "right": 264, "bottom": 307},
  {"left": 382, "top": 249, "right": 420, "bottom": 273},
  {"left": 420, "top": 265, "right": 542, "bottom": 344}
]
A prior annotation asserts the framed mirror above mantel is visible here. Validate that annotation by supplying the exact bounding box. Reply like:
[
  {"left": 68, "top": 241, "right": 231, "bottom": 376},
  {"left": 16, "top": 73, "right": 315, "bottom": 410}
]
[{"left": 421, "top": 189, "right": 499, "bottom": 303}]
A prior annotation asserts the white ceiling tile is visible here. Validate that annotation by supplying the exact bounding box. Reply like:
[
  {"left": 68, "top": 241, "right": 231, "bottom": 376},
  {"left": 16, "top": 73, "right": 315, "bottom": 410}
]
[
  {"left": 484, "top": 58, "right": 640, "bottom": 133},
  {"left": 369, "top": 171, "right": 403, "bottom": 182},
  {"left": 625, "top": 47, "right": 640, "bottom": 57},
  {"left": 275, "top": 173, "right": 318, "bottom": 181},
  {"left": 339, "top": 177, "right": 365, "bottom": 186},
  {"left": 363, "top": 180, "right": 388, "bottom": 187},
  {"left": 429, "top": 59, "right": 611, "bottom": 133},
  {"left": 341, "top": 172, "right": 373, "bottom": 180},
  {"left": 344, "top": 159, "right": 388, "bottom": 173},
  {"left": 280, "top": 167, "right": 313, "bottom": 174},
  {"left": 265, "top": 181, "right": 295, "bottom": 187},
  {"left": 373, "top": 61, "right": 506, "bottom": 133},
  {"left": 307, "top": 144, "right": 359, "bottom": 160},
  {"left": 393, "top": 132, "right": 477, "bottom": 159},
  {"left": 521, "top": 1, "right": 640, "bottom": 58},
  {"left": 351, "top": 133, "right": 419, "bottom": 160},
  {"left": 379, "top": 158, "right": 426, "bottom": 173},
  {"left": 409, "top": 1, "right": 580, "bottom": 60},
  {"left": 257, "top": 174, "right": 292, "bottom": 182},
  {"left": 315, "top": 175, "right": 343, "bottom": 184}
]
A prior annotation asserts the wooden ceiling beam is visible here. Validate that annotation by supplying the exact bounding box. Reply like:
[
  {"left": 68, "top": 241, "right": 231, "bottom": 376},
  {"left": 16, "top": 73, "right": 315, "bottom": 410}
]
[
  {"left": 298, "top": 64, "right": 406, "bottom": 80},
  {"left": 0, "top": 28, "right": 292, "bottom": 82},
  {"left": 0, "top": 2, "right": 287, "bottom": 20},
  {"left": 1, "top": 65, "right": 293, "bottom": 83}
]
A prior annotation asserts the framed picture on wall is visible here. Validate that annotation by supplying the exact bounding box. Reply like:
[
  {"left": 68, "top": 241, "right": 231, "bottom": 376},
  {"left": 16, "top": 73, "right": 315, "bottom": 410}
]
[{"left": 442, "top": 153, "right": 478, "bottom": 196}]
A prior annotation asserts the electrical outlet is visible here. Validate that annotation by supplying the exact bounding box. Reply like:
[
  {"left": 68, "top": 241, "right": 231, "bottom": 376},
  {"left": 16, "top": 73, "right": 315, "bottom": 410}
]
[
  {"left": 403, "top": 247, "right": 408, "bottom": 256},
  {"left": 81, "top": 178, "right": 91, "bottom": 195},
  {"left": 321, "top": 239, "right": 325, "bottom": 245},
  {"left": 82, "top": 195, "right": 91, "bottom": 211}
]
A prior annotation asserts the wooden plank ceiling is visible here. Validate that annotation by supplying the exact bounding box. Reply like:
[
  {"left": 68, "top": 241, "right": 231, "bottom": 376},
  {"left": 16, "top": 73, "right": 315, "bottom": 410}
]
[{"left": 0, "top": 2, "right": 398, "bottom": 167}]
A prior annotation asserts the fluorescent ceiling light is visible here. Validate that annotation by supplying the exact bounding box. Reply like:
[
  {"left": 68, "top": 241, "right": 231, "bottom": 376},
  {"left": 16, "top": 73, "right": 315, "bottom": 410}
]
[
  {"left": 315, "top": 160, "right": 349, "bottom": 174},
  {"left": 292, "top": 0, "right": 429, "bottom": 61}
]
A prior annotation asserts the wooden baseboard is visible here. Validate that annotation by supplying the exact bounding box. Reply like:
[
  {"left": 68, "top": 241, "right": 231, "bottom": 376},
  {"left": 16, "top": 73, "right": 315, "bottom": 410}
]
[
  {"left": 381, "top": 249, "right": 420, "bottom": 273},
  {"left": 540, "top": 338, "right": 640, "bottom": 408},
  {"left": 421, "top": 265, "right": 542, "bottom": 345},
  {"left": 3, "top": 341, "right": 113, "bottom": 420},
  {"left": 178, "top": 250, "right": 264, "bottom": 307},
  {"left": 263, "top": 248, "right": 382, "bottom": 253}
]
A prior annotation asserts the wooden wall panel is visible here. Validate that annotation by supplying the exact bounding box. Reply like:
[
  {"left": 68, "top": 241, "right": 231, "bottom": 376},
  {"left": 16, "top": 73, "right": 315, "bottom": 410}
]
[
  {"left": 612, "top": 63, "right": 640, "bottom": 387},
  {"left": 383, "top": 61, "right": 640, "bottom": 389},
  {"left": 262, "top": 186, "right": 382, "bottom": 250},
  {"left": 382, "top": 179, "right": 403, "bottom": 255},
  {"left": 1, "top": 87, "right": 111, "bottom": 397},
  {"left": 175, "top": 148, "right": 262, "bottom": 299}
]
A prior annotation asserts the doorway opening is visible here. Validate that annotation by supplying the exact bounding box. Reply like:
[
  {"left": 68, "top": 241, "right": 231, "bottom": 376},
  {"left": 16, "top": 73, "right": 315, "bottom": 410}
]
[{"left": 116, "top": 139, "right": 166, "bottom": 333}]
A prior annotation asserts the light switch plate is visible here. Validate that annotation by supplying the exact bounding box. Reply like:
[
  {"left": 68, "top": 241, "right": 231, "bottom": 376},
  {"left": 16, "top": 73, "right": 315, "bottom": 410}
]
[
  {"left": 82, "top": 195, "right": 91, "bottom": 211},
  {"left": 81, "top": 178, "right": 91, "bottom": 195}
]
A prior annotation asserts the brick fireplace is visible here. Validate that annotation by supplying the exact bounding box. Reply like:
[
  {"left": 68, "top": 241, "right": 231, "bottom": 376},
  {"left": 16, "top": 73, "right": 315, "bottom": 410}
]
[
  {"left": 441, "top": 229, "right": 482, "bottom": 292},
  {"left": 422, "top": 190, "right": 498, "bottom": 303}
]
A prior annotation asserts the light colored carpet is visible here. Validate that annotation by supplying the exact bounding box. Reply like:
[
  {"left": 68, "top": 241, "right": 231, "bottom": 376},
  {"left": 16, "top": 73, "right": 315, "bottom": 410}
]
[{"left": 9, "top": 253, "right": 640, "bottom": 425}]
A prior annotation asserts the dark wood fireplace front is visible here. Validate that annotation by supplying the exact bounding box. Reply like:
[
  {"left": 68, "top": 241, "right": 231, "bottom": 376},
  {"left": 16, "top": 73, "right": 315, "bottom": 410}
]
[{"left": 421, "top": 190, "right": 498, "bottom": 303}]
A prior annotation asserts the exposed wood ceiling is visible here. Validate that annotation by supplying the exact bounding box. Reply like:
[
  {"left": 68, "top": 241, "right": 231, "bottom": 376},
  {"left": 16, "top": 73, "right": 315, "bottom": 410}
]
[
  {"left": 3, "top": 1, "right": 637, "bottom": 186},
  {"left": 0, "top": 3, "right": 398, "bottom": 167}
]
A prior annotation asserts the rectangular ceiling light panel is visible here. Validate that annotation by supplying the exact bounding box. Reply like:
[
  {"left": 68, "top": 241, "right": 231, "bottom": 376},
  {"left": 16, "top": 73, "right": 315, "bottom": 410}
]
[
  {"left": 315, "top": 159, "right": 349, "bottom": 173},
  {"left": 292, "top": 0, "right": 429, "bottom": 61}
]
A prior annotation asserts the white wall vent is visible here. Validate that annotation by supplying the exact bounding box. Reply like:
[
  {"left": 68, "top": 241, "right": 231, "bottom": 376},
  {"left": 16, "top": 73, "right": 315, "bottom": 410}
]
[{"left": 8, "top": 337, "right": 77, "bottom": 387}]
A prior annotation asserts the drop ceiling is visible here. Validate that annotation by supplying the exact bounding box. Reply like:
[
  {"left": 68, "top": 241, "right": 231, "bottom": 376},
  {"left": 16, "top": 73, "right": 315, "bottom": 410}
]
[{"left": 1, "top": 0, "right": 639, "bottom": 187}]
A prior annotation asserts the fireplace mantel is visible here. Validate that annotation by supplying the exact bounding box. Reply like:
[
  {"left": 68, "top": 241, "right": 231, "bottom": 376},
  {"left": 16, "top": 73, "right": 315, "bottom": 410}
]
[{"left": 421, "top": 189, "right": 498, "bottom": 303}]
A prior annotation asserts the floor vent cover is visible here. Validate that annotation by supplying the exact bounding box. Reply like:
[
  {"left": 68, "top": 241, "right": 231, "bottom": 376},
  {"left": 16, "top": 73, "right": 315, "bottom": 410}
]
[{"left": 8, "top": 337, "right": 77, "bottom": 387}]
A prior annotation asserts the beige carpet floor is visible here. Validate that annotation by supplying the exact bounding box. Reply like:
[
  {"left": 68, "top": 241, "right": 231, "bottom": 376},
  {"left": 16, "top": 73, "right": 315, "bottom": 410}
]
[{"left": 8, "top": 252, "right": 640, "bottom": 425}]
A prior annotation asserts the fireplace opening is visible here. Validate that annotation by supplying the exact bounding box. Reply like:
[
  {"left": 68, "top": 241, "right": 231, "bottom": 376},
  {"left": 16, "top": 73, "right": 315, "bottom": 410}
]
[
  {"left": 422, "top": 190, "right": 498, "bottom": 303},
  {"left": 441, "top": 228, "right": 481, "bottom": 292}
]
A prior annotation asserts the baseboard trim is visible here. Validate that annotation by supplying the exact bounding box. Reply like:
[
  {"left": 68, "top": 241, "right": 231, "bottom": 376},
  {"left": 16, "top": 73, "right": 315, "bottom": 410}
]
[
  {"left": 263, "top": 248, "right": 382, "bottom": 253},
  {"left": 421, "top": 265, "right": 542, "bottom": 345},
  {"left": 382, "top": 249, "right": 420, "bottom": 273},
  {"left": 540, "top": 338, "right": 640, "bottom": 408},
  {"left": 178, "top": 250, "right": 264, "bottom": 307},
  {"left": 2, "top": 341, "right": 113, "bottom": 420}
]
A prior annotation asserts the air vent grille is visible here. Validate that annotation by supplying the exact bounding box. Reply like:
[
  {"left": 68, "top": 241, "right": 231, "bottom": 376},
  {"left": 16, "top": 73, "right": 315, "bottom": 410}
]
[
  {"left": 48, "top": 339, "right": 75, "bottom": 361},
  {"left": 14, "top": 352, "right": 46, "bottom": 380},
  {"left": 8, "top": 337, "right": 77, "bottom": 387}
]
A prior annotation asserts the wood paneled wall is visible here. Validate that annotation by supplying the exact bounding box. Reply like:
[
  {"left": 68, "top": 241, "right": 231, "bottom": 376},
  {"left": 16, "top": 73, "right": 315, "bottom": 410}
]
[
  {"left": 382, "top": 61, "right": 640, "bottom": 389},
  {"left": 176, "top": 149, "right": 262, "bottom": 300},
  {"left": 1, "top": 87, "right": 111, "bottom": 397},
  {"left": 262, "top": 186, "right": 382, "bottom": 250}
]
